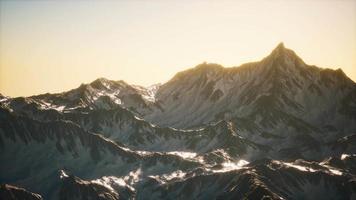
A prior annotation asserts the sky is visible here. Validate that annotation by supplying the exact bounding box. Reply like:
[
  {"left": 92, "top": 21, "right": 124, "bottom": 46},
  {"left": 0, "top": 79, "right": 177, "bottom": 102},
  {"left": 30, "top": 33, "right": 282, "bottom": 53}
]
[{"left": 0, "top": 0, "right": 355, "bottom": 97}]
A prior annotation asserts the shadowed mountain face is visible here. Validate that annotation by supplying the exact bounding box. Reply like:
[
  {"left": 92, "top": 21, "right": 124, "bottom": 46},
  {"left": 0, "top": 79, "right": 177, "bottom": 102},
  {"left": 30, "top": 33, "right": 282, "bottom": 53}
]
[{"left": 0, "top": 43, "right": 355, "bottom": 199}]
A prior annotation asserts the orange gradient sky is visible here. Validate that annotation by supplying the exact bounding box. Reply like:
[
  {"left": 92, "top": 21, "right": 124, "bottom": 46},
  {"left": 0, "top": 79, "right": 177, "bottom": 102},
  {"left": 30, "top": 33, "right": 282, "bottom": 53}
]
[{"left": 0, "top": 0, "right": 355, "bottom": 97}]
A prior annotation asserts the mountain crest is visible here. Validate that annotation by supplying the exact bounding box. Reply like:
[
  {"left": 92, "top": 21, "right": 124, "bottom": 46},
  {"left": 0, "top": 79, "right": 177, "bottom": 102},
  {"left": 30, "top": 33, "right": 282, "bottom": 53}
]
[
  {"left": 265, "top": 42, "right": 295, "bottom": 59},
  {"left": 194, "top": 62, "right": 224, "bottom": 70},
  {"left": 275, "top": 42, "right": 285, "bottom": 50}
]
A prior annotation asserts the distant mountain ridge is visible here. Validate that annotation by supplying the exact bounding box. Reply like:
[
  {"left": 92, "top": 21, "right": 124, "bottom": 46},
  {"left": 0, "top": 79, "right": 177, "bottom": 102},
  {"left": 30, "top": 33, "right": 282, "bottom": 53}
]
[{"left": 146, "top": 43, "right": 355, "bottom": 128}]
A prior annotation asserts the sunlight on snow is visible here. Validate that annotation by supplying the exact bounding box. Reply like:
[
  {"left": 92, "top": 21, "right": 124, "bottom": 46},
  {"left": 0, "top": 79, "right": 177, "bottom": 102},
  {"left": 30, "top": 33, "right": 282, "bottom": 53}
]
[
  {"left": 59, "top": 170, "right": 69, "bottom": 179},
  {"left": 91, "top": 168, "right": 142, "bottom": 192},
  {"left": 341, "top": 153, "right": 355, "bottom": 160},
  {"left": 167, "top": 151, "right": 198, "bottom": 159},
  {"left": 148, "top": 170, "right": 187, "bottom": 184},
  {"left": 212, "top": 160, "right": 250, "bottom": 173},
  {"left": 283, "top": 162, "right": 317, "bottom": 172}
]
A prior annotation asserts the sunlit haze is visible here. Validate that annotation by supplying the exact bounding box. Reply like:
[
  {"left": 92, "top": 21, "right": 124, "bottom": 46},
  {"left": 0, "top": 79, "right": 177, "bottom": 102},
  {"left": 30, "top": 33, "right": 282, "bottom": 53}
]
[{"left": 1, "top": 0, "right": 355, "bottom": 97}]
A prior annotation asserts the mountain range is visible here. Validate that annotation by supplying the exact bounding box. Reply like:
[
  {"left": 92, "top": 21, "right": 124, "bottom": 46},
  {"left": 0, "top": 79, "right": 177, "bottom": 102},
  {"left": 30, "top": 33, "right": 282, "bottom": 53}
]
[{"left": 1, "top": 43, "right": 355, "bottom": 200}]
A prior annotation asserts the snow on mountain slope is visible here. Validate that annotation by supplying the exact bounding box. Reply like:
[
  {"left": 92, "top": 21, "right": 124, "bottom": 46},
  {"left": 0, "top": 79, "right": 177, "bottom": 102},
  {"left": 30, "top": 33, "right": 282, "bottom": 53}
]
[
  {"left": 132, "top": 83, "right": 161, "bottom": 103},
  {"left": 3, "top": 93, "right": 350, "bottom": 162},
  {"left": 138, "top": 157, "right": 356, "bottom": 200},
  {"left": 1, "top": 43, "right": 355, "bottom": 200},
  {"left": 0, "top": 107, "right": 139, "bottom": 197},
  {"left": 0, "top": 107, "right": 202, "bottom": 199},
  {"left": 62, "top": 106, "right": 264, "bottom": 160},
  {"left": 58, "top": 171, "right": 121, "bottom": 200},
  {"left": 1, "top": 95, "right": 265, "bottom": 162},
  {"left": 13, "top": 78, "right": 159, "bottom": 114},
  {"left": 0, "top": 94, "right": 7, "bottom": 103}
]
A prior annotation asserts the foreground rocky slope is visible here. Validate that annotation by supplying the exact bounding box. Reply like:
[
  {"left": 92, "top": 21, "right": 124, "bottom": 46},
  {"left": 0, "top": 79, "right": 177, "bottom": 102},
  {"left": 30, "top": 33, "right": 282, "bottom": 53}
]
[
  {"left": 139, "top": 156, "right": 356, "bottom": 200},
  {"left": 0, "top": 43, "right": 355, "bottom": 199},
  {"left": 3, "top": 155, "right": 356, "bottom": 200}
]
